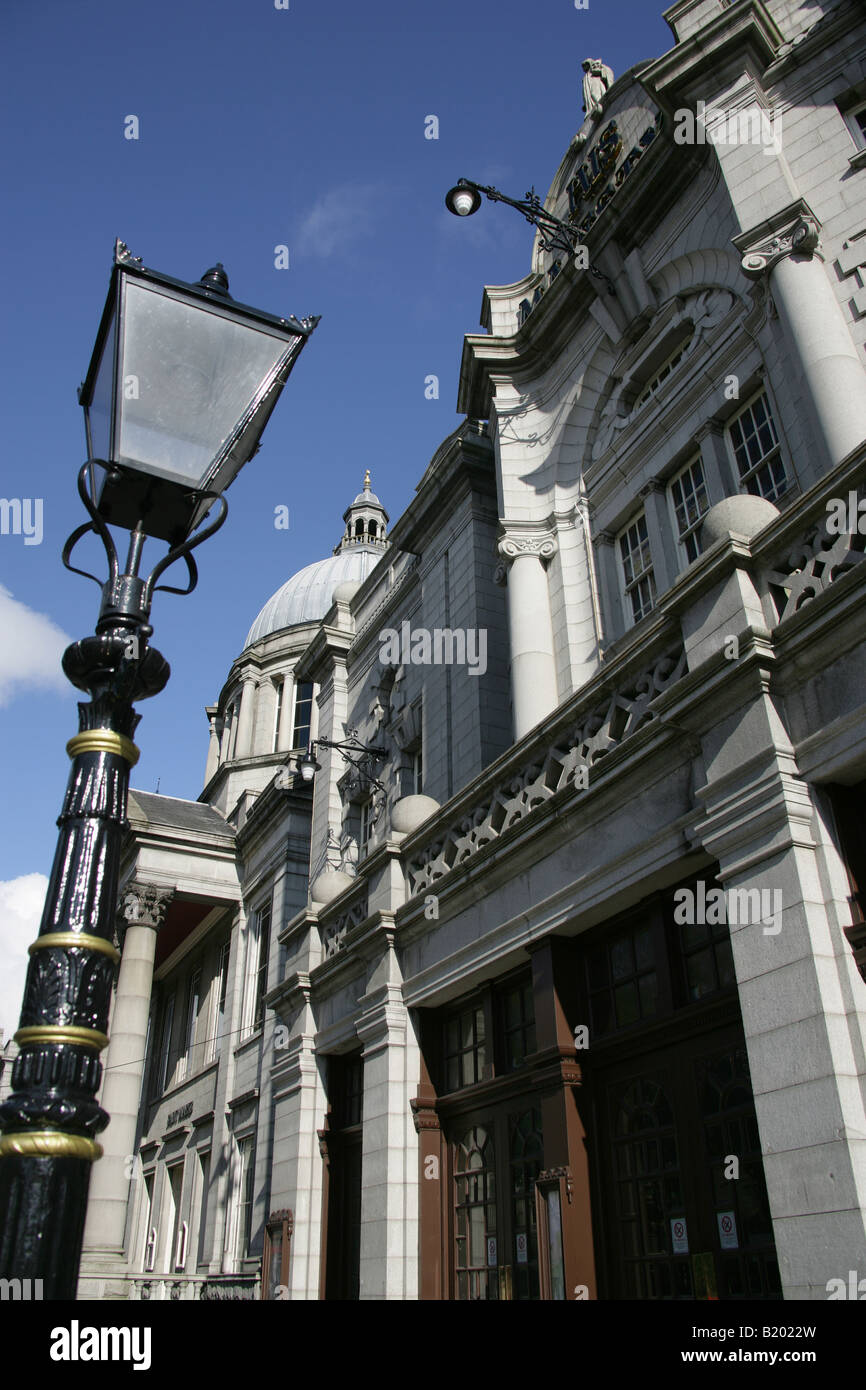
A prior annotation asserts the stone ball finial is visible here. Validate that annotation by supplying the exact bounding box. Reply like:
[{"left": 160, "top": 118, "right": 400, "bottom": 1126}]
[
  {"left": 310, "top": 868, "right": 355, "bottom": 906},
  {"left": 701, "top": 494, "right": 779, "bottom": 545}
]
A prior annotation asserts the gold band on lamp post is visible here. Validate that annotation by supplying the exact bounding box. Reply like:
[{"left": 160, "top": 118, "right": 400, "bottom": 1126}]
[
  {"left": 0, "top": 1133, "right": 103, "bottom": 1162},
  {"left": 66, "top": 730, "right": 140, "bottom": 766},
  {"left": 28, "top": 932, "right": 121, "bottom": 965},
  {"left": 14, "top": 1025, "right": 110, "bottom": 1053}
]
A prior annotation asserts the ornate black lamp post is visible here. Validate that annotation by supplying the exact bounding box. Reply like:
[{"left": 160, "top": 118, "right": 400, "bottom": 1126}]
[
  {"left": 0, "top": 240, "right": 318, "bottom": 1299},
  {"left": 444, "top": 177, "right": 615, "bottom": 294}
]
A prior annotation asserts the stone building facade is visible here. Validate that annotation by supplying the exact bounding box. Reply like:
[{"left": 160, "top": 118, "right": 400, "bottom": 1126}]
[{"left": 79, "top": 0, "right": 866, "bottom": 1301}]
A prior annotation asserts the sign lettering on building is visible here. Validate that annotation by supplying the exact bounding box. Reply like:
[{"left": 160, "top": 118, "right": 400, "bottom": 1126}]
[
  {"left": 563, "top": 112, "right": 664, "bottom": 240},
  {"left": 167, "top": 1102, "right": 193, "bottom": 1128}
]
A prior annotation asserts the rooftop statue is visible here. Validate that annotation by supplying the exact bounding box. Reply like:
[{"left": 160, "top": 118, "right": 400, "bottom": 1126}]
[{"left": 582, "top": 57, "right": 614, "bottom": 118}]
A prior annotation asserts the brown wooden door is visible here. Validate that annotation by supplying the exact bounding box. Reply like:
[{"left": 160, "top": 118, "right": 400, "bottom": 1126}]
[
  {"left": 594, "top": 1025, "right": 780, "bottom": 1300},
  {"left": 447, "top": 1102, "right": 543, "bottom": 1300}
]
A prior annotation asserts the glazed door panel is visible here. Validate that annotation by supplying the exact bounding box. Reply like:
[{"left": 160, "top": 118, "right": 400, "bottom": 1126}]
[
  {"left": 596, "top": 1027, "right": 780, "bottom": 1300},
  {"left": 449, "top": 1104, "right": 543, "bottom": 1301}
]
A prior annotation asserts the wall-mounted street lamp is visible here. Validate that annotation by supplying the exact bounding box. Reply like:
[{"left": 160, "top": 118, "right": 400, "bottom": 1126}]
[
  {"left": 444, "top": 178, "right": 615, "bottom": 294},
  {"left": 0, "top": 239, "right": 318, "bottom": 1300},
  {"left": 297, "top": 733, "right": 388, "bottom": 794}
]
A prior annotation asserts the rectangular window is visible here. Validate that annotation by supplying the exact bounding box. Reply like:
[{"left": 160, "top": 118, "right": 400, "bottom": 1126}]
[
  {"left": 497, "top": 977, "right": 536, "bottom": 1071},
  {"left": 167, "top": 1161, "right": 186, "bottom": 1271},
  {"left": 178, "top": 967, "right": 200, "bottom": 1082},
  {"left": 841, "top": 99, "right": 866, "bottom": 150},
  {"left": 329, "top": 1051, "right": 364, "bottom": 1129},
  {"left": 272, "top": 678, "right": 284, "bottom": 752},
  {"left": 196, "top": 1150, "right": 211, "bottom": 1268},
  {"left": 619, "top": 513, "right": 656, "bottom": 625},
  {"left": 670, "top": 457, "right": 710, "bottom": 564},
  {"left": 155, "top": 991, "right": 175, "bottom": 1096},
  {"left": 412, "top": 748, "right": 423, "bottom": 796},
  {"left": 292, "top": 681, "right": 314, "bottom": 749},
  {"left": 728, "top": 391, "right": 787, "bottom": 502},
  {"left": 444, "top": 1002, "right": 488, "bottom": 1092},
  {"left": 236, "top": 1136, "right": 256, "bottom": 1260},
  {"left": 586, "top": 921, "right": 662, "bottom": 1037},
  {"left": 252, "top": 902, "right": 272, "bottom": 1032},
  {"left": 677, "top": 901, "right": 736, "bottom": 1003},
  {"left": 211, "top": 939, "right": 230, "bottom": 1060},
  {"left": 358, "top": 798, "right": 374, "bottom": 856},
  {"left": 142, "top": 1171, "right": 156, "bottom": 1272}
]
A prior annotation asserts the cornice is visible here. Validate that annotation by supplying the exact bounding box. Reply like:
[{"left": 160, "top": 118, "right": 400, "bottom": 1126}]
[{"left": 643, "top": 1, "right": 784, "bottom": 102}]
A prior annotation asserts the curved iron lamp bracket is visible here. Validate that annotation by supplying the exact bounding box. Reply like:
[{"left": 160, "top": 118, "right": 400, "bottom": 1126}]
[{"left": 62, "top": 462, "right": 229, "bottom": 623}]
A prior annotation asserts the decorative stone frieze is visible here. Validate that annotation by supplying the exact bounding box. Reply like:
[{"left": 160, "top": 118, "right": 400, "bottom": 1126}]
[
  {"left": 407, "top": 642, "right": 687, "bottom": 895},
  {"left": 321, "top": 893, "right": 369, "bottom": 959},
  {"left": 762, "top": 485, "right": 866, "bottom": 624}
]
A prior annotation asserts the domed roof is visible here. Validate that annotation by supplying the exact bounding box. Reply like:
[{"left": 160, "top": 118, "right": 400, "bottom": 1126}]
[{"left": 244, "top": 546, "right": 380, "bottom": 648}]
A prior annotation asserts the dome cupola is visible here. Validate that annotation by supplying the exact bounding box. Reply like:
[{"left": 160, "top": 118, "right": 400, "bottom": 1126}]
[{"left": 335, "top": 470, "right": 389, "bottom": 552}]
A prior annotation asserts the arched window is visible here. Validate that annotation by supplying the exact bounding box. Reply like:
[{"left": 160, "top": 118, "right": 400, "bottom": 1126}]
[
  {"left": 355, "top": 519, "right": 364, "bottom": 538},
  {"left": 368, "top": 519, "right": 377, "bottom": 538}
]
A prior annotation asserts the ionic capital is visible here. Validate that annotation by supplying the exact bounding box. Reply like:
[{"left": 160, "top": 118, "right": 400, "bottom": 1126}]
[
  {"left": 734, "top": 201, "right": 822, "bottom": 282},
  {"left": 497, "top": 530, "right": 558, "bottom": 567}
]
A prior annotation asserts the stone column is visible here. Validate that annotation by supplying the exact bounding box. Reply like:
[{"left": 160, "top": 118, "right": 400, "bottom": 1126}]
[
  {"left": 356, "top": 932, "right": 420, "bottom": 1300},
  {"left": 497, "top": 530, "right": 559, "bottom": 740},
  {"left": 234, "top": 676, "right": 258, "bottom": 760},
  {"left": 79, "top": 882, "right": 174, "bottom": 1291},
  {"left": 736, "top": 203, "right": 866, "bottom": 468},
  {"left": 277, "top": 672, "right": 295, "bottom": 753},
  {"left": 204, "top": 706, "right": 220, "bottom": 786}
]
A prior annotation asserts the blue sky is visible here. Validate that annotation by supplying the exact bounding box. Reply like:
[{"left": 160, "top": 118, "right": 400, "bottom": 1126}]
[{"left": 0, "top": 0, "right": 672, "bottom": 1033}]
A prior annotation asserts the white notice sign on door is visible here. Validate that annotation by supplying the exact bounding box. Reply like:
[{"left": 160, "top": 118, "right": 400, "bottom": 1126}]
[
  {"left": 515, "top": 1232, "right": 528, "bottom": 1265},
  {"left": 486, "top": 1235, "right": 497, "bottom": 1267},
  {"left": 717, "top": 1211, "right": 739, "bottom": 1250},
  {"left": 670, "top": 1217, "right": 689, "bottom": 1254}
]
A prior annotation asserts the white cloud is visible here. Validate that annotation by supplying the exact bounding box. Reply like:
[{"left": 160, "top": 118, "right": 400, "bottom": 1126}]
[
  {"left": 294, "top": 183, "right": 388, "bottom": 259},
  {"left": 0, "top": 586, "right": 70, "bottom": 707},
  {"left": 0, "top": 873, "right": 47, "bottom": 1041}
]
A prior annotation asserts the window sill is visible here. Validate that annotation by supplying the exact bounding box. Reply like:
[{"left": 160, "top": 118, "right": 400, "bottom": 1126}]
[{"left": 848, "top": 148, "right": 866, "bottom": 171}]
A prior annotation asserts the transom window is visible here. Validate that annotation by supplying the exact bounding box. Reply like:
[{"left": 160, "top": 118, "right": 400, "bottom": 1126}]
[
  {"left": 440, "top": 972, "right": 536, "bottom": 1093},
  {"left": 587, "top": 921, "right": 661, "bottom": 1036},
  {"left": 635, "top": 335, "right": 692, "bottom": 408},
  {"left": 499, "top": 977, "right": 536, "bottom": 1073},
  {"left": 670, "top": 457, "right": 710, "bottom": 564},
  {"left": 728, "top": 391, "right": 787, "bottom": 502},
  {"left": 445, "top": 1003, "right": 488, "bottom": 1092},
  {"left": 619, "top": 513, "right": 656, "bottom": 625}
]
